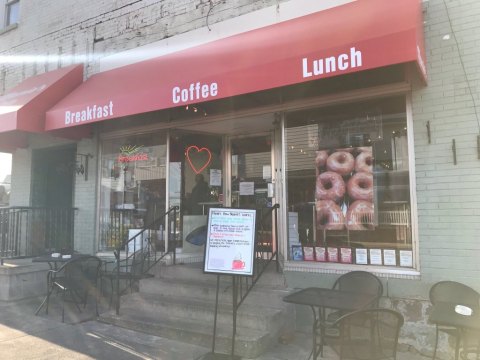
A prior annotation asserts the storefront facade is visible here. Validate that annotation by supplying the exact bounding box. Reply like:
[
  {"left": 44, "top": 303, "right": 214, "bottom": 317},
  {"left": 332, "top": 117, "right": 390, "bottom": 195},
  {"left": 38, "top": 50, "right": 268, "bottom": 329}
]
[
  {"left": 41, "top": 0, "right": 425, "bottom": 271},
  {"left": 2, "top": 0, "right": 480, "bottom": 354}
]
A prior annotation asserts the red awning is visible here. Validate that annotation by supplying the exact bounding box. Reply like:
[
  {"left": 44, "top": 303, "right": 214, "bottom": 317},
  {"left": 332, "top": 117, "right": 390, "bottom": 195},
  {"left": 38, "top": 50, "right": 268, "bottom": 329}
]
[
  {"left": 0, "top": 64, "right": 84, "bottom": 150},
  {"left": 0, "top": 64, "right": 83, "bottom": 133},
  {"left": 46, "top": 0, "right": 426, "bottom": 131}
]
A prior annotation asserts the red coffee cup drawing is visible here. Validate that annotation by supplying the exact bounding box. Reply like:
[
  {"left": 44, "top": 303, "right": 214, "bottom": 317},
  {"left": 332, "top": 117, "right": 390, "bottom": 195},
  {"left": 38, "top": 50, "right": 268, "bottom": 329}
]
[{"left": 232, "top": 254, "right": 245, "bottom": 270}]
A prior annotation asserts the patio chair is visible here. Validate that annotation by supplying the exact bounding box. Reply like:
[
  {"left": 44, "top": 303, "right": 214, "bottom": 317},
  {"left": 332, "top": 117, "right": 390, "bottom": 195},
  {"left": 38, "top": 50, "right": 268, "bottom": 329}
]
[
  {"left": 45, "top": 255, "right": 102, "bottom": 322},
  {"left": 100, "top": 249, "right": 153, "bottom": 309},
  {"left": 429, "top": 281, "right": 480, "bottom": 360},
  {"left": 319, "top": 271, "right": 383, "bottom": 344},
  {"left": 326, "top": 271, "right": 383, "bottom": 323},
  {"left": 324, "top": 308, "right": 404, "bottom": 360}
]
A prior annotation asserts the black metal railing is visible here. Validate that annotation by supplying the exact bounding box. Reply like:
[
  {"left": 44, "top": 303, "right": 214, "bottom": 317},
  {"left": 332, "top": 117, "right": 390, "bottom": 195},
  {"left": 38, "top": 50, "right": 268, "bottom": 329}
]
[
  {"left": 99, "top": 209, "right": 137, "bottom": 250},
  {"left": 109, "top": 206, "right": 178, "bottom": 314},
  {"left": 0, "top": 206, "right": 77, "bottom": 262},
  {"left": 216, "top": 204, "right": 280, "bottom": 358},
  {"left": 234, "top": 204, "right": 280, "bottom": 309}
]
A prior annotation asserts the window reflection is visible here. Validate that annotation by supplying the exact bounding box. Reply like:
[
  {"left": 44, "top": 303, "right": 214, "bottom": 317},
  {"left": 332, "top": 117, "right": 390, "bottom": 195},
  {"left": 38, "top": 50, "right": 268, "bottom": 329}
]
[{"left": 99, "top": 132, "right": 167, "bottom": 250}]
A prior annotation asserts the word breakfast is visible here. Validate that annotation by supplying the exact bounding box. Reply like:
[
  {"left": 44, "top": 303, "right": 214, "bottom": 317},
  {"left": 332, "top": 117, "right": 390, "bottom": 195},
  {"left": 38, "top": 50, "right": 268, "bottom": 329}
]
[{"left": 65, "top": 100, "right": 113, "bottom": 125}]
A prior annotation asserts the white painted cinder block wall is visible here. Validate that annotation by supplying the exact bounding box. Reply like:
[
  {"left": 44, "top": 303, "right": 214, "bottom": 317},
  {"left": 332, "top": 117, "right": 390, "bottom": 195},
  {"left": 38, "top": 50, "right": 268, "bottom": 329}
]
[
  {"left": 411, "top": 0, "right": 480, "bottom": 290},
  {"left": 73, "top": 137, "right": 99, "bottom": 254}
]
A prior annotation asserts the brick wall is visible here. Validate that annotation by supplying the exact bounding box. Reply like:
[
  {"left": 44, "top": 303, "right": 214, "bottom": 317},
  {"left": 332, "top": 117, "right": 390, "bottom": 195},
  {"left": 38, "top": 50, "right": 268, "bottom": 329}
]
[
  {"left": 409, "top": 0, "right": 480, "bottom": 291},
  {"left": 10, "top": 147, "right": 31, "bottom": 206},
  {"left": 73, "top": 137, "right": 98, "bottom": 254},
  {"left": 0, "top": 0, "right": 286, "bottom": 92}
]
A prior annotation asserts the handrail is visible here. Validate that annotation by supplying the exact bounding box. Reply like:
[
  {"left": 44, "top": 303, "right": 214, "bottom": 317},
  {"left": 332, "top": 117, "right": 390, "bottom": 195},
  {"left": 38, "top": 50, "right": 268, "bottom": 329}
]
[
  {"left": 6, "top": 206, "right": 79, "bottom": 210},
  {"left": 223, "top": 204, "right": 280, "bottom": 358},
  {"left": 112, "top": 205, "right": 178, "bottom": 314},
  {"left": 235, "top": 204, "right": 280, "bottom": 309}
]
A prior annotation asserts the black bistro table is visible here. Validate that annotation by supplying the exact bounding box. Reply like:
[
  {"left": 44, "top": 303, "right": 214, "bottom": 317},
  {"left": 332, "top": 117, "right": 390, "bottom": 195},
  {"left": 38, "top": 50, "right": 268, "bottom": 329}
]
[
  {"left": 283, "top": 287, "right": 377, "bottom": 360},
  {"left": 429, "top": 302, "right": 480, "bottom": 360},
  {"left": 33, "top": 253, "right": 89, "bottom": 315},
  {"left": 32, "top": 253, "right": 88, "bottom": 269}
]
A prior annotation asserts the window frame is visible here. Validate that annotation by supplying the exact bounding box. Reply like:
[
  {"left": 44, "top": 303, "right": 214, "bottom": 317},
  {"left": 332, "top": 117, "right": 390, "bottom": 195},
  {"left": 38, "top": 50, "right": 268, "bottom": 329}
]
[
  {"left": 281, "top": 91, "right": 420, "bottom": 278},
  {"left": 3, "top": 0, "right": 19, "bottom": 28}
]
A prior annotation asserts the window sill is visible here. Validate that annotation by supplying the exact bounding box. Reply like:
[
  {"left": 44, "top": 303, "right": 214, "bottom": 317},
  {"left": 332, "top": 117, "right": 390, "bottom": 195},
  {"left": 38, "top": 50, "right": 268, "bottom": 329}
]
[
  {"left": 0, "top": 23, "right": 18, "bottom": 35},
  {"left": 284, "top": 260, "right": 421, "bottom": 280}
]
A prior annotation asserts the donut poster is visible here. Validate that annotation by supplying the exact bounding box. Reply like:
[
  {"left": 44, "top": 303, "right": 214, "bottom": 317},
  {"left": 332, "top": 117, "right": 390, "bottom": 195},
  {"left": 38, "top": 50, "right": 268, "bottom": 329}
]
[{"left": 315, "top": 146, "right": 376, "bottom": 231}]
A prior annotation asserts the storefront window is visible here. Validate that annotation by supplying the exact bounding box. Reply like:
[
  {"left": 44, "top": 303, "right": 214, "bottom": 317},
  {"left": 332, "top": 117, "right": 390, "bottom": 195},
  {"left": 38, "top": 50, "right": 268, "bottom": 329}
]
[
  {"left": 99, "top": 132, "right": 167, "bottom": 250},
  {"left": 285, "top": 96, "right": 413, "bottom": 268}
]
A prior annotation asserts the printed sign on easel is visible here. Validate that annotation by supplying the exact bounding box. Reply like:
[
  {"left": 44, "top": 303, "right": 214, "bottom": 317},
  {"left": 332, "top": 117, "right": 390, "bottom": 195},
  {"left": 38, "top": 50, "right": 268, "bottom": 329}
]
[{"left": 204, "top": 208, "right": 256, "bottom": 276}]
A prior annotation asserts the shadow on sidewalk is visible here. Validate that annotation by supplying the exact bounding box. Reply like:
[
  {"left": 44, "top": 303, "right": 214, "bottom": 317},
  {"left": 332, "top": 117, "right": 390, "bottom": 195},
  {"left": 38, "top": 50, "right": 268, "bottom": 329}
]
[{"left": 0, "top": 294, "right": 432, "bottom": 360}]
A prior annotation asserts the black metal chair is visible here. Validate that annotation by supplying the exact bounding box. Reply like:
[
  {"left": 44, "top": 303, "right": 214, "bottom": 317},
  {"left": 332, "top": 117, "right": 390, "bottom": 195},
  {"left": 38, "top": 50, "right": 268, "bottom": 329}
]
[
  {"left": 100, "top": 250, "right": 153, "bottom": 309},
  {"left": 326, "top": 271, "right": 383, "bottom": 324},
  {"left": 429, "top": 281, "right": 480, "bottom": 360},
  {"left": 314, "top": 270, "right": 384, "bottom": 354},
  {"left": 45, "top": 255, "right": 102, "bottom": 322},
  {"left": 460, "top": 331, "right": 480, "bottom": 360},
  {"left": 324, "top": 308, "right": 404, "bottom": 360}
]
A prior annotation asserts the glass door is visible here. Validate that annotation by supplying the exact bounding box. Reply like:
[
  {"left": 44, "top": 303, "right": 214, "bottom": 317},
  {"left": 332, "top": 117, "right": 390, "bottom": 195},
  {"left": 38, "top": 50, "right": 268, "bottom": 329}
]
[
  {"left": 228, "top": 133, "right": 279, "bottom": 258},
  {"left": 229, "top": 135, "right": 273, "bottom": 209},
  {"left": 168, "top": 130, "right": 224, "bottom": 255}
]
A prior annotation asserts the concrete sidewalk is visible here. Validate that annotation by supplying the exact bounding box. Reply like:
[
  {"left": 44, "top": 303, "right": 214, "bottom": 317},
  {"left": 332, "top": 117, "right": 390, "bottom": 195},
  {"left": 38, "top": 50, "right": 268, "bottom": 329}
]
[{"left": 0, "top": 297, "right": 430, "bottom": 360}]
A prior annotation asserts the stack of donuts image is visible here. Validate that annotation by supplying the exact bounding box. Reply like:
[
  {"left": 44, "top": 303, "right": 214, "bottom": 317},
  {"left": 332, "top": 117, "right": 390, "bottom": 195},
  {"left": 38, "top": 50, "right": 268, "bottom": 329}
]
[{"left": 315, "top": 147, "right": 374, "bottom": 230}]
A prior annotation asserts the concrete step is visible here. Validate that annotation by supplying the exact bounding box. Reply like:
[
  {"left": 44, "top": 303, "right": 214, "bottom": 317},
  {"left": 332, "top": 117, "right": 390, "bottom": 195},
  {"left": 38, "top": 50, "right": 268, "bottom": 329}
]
[
  {"left": 139, "top": 276, "right": 291, "bottom": 309},
  {"left": 118, "top": 292, "right": 284, "bottom": 332},
  {"left": 100, "top": 260, "right": 293, "bottom": 359},
  {"left": 152, "top": 261, "right": 286, "bottom": 288},
  {"left": 98, "top": 311, "right": 272, "bottom": 359}
]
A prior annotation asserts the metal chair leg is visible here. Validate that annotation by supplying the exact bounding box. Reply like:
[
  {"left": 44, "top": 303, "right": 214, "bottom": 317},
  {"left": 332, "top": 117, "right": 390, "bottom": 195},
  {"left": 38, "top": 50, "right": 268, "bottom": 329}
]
[
  {"left": 100, "top": 276, "right": 113, "bottom": 309},
  {"left": 109, "top": 278, "right": 114, "bottom": 308},
  {"left": 45, "top": 288, "right": 50, "bottom": 315},
  {"left": 43, "top": 284, "right": 54, "bottom": 315},
  {"left": 311, "top": 307, "right": 319, "bottom": 360},
  {"left": 455, "top": 331, "right": 461, "bottom": 360},
  {"left": 95, "top": 284, "right": 99, "bottom": 317},
  {"left": 62, "top": 289, "right": 66, "bottom": 323},
  {"left": 433, "top": 326, "right": 439, "bottom": 360},
  {"left": 477, "top": 337, "right": 480, "bottom": 360}
]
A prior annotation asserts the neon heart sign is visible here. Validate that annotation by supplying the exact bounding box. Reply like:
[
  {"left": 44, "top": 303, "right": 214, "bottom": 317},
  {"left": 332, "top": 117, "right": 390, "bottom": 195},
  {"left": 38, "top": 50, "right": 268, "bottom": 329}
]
[{"left": 186, "top": 145, "right": 212, "bottom": 174}]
